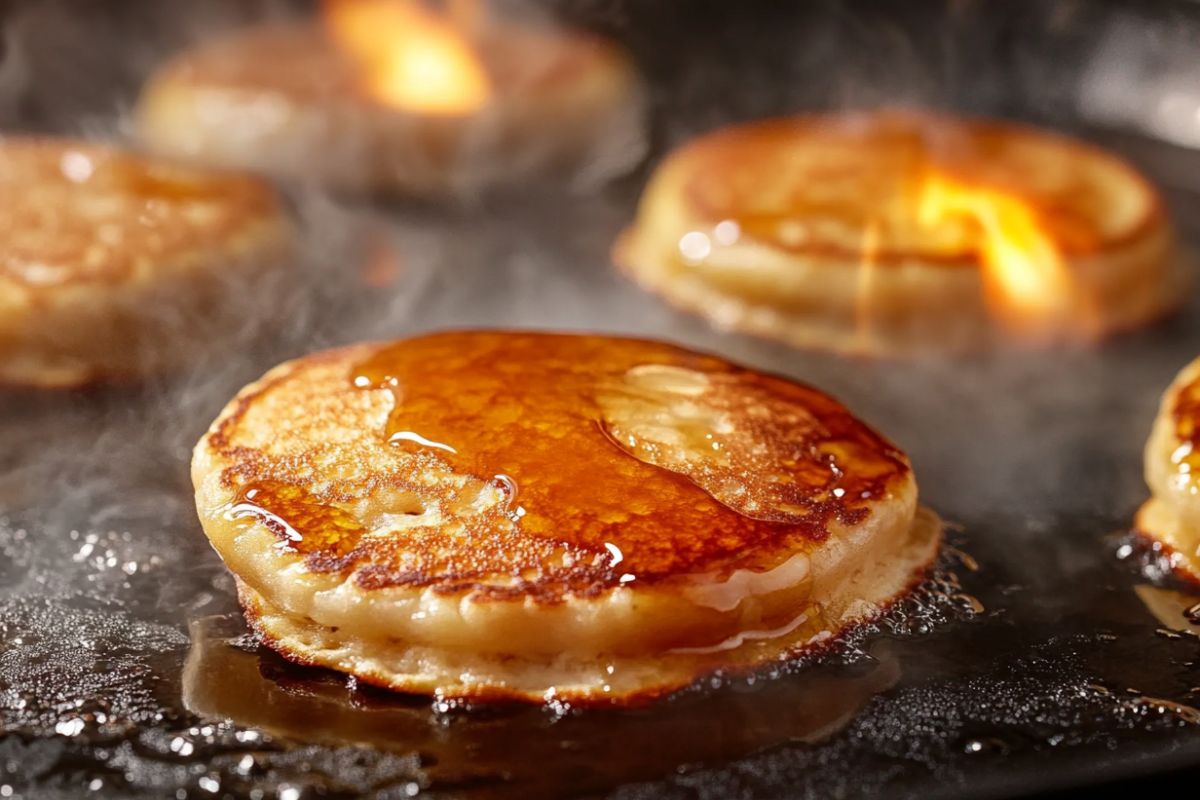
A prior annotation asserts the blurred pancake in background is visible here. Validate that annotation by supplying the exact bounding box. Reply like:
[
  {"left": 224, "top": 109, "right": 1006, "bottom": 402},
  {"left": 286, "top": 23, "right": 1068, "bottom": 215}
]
[
  {"left": 0, "top": 137, "right": 291, "bottom": 388},
  {"left": 135, "top": 1, "right": 646, "bottom": 197},
  {"left": 616, "top": 110, "right": 1181, "bottom": 355}
]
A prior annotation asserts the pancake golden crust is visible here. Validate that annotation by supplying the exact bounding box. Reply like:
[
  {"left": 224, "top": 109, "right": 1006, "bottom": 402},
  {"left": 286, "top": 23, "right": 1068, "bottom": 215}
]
[
  {"left": 0, "top": 136, "right": 291, "bottom": 388},
  {"left": 1139, "top": 357, "right": 1200, "bottom": 584},
  {"left": 204, "top": 335, "right": 909, "bottom": 599},
  {"left": 135, "top": 21, "right": 644, "bottom": 195},
  {"left": 192, "top": 331, "right": 941, "bottom": 704},
  {"left": 616, "top": 110, "right": 1181, "bottom": 355}
]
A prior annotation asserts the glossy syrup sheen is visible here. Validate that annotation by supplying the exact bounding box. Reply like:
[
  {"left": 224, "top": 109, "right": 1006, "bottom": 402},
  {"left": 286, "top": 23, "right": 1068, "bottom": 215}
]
[{"left": 218, "top": 333, "right": 910, "bottom": 597}]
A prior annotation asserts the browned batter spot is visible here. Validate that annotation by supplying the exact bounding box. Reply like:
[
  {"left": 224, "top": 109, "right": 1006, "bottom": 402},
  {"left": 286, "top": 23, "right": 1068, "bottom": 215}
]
[{"left": 210, "top": 333, "right": 909, "bottom": 601}]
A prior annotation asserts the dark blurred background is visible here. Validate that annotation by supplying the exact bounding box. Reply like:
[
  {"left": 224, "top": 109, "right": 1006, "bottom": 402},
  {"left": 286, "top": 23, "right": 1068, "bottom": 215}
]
[{"left": 3, "top": 1, "right": 1200, "bottom": 151}]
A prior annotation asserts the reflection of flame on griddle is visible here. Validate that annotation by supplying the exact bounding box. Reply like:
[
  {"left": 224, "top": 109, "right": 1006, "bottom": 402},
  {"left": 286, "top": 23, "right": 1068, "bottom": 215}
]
[{"left": 322, "top": 0, "right": 490, "bottom": 115}]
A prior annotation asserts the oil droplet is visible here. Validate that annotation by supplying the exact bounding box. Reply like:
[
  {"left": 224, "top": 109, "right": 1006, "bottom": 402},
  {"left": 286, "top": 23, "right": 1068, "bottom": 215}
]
[
  {"left": 54, "top": 718, "right": 87, "bottom": 737},
  {"left": 962, "top": 737, "right": 1009, "bottom": 755},
  {"left": 1186, "top": 602, "right": 1200, "bottom": 625},
  {"left": 1126, "top": 695, "right": 1200, "bottom": 725}
]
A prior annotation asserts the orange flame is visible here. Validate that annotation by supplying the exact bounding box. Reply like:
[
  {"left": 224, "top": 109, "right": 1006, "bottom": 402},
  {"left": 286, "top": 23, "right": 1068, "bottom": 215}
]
[
  {"left": 917, "top": 172, "right": 1091, "bottom": 336},
  {"left": 323, "top": 0, "right": 491, "bottom": 115},
  {"left": 854, "top": 220, "right": 881, "bottom": 349}
]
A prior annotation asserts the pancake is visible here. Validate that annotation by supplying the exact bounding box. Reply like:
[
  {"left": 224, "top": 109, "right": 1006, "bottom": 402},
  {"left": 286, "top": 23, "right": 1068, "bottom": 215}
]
[
  {"left": 191, "top": 331, "right": 941, "bottom": 705},
  {"left": 134, "top": 16, "right": 645, "bottom": 196},
  {"left": 1138, "top": 355, "right": 1200, "bottom": 584},
  {"left": 0, "top": 136, "right": 291, "bottom": 388},
  {"left": 615, "top": 110, "right": 1180, "bottom": 355}
]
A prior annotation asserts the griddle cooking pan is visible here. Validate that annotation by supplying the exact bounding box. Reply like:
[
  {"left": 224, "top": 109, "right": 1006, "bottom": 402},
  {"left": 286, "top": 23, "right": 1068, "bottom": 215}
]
[{"left": 0, "top": 1, "right": 1198, "bottom": 797}]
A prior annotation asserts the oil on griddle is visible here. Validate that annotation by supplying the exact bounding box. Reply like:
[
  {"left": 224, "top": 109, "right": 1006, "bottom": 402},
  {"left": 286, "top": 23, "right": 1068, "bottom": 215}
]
[{"left": 1, "top": 1, "right": 1198, "bottom": 798}]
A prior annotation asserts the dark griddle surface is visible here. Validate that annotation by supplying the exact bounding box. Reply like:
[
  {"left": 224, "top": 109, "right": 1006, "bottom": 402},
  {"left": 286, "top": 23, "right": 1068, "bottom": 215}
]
[{"left": 1, "top": 1, "right": 1199, "bottom": 798}]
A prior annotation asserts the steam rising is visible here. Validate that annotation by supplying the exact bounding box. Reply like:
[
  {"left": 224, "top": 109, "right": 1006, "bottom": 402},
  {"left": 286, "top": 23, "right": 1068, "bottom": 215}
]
[{"left": 1, "top": 1, "right": 1199, "bottom": 797}]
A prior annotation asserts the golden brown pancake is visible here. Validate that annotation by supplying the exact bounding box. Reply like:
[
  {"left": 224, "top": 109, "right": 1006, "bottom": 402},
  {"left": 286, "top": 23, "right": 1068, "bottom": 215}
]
[
  {"left": 0, "top": 136, "right": 291, "bottom": 388},
  {"left": 134, "top": 18, "right": 645, "bottom": 196},
  {"left": 1138, "top": 356, "right": 1200, "bottom": 584},
  {"left": 616, "top": 110, "right": 1181, "bottom": 355},
  {"left": 192, "top": 331, "right": 941, "bottom": 705}
]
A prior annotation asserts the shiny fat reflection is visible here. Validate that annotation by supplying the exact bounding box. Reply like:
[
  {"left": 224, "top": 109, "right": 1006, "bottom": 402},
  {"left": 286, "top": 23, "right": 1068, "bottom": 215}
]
[
  {"left": 677, "top": 219, "right": 741, "bottom": 264},
  {"left": 388, "top": 430, "right": 457, "bottom": 454},
  {"left": 683, "top": 550, "right": 812, "bottom": 612},
  {"left": 668, "top": 608, "right": 815, "bottom": 655},
  {"left": 223, "top": 489, "right": 303, "bottom": 551},
  {"left": 604, "top": 542, "right": 637, "bottom": 584}
]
